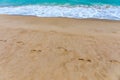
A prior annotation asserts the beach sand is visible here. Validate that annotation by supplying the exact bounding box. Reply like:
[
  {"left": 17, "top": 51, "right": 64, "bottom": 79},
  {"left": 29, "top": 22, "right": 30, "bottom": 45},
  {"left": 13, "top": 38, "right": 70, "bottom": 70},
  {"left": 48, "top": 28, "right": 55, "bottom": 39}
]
[{"left": 0, "top": 15, "right": 120, "bottom": 80}]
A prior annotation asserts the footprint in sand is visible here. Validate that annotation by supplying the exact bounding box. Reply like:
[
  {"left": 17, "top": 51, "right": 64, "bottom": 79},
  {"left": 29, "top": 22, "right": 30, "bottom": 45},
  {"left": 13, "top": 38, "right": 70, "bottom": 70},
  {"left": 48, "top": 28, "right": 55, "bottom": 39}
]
[
  {"left": 86, "top": 59, "right": 92, "bottom": 62},
  {"left": 78, "top": 58, "right": 92, "bottom": 62},
  {"left": 16, "top": 41, "right": 25, "bottom": 45},
  {"left": 109, "top": 60, "right": 120, "bottom": 64},
  {"left": 57, "top": 47, "right": 69, "bottom": 55},
  {"left": 112, "top": 31, "right": 120, "bottom": 34},
  {"left": 78, "top": 58, "right": 84, "bottom": 61},
  {"left": 31, "top": 49, "right": 42, "bottom": 53},
  {"left": 30, "top": 49, "right": 42, "bottom": 60},
  {"left": 0, "top": 40, "right": 7, "bottom": 42}
]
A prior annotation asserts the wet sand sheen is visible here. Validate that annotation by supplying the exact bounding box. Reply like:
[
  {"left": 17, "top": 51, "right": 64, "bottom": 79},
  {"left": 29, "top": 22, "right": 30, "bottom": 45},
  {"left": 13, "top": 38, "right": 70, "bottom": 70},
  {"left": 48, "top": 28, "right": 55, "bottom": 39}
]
[{"left": 0, "top": 15, "right": 120, "bottom": 80}]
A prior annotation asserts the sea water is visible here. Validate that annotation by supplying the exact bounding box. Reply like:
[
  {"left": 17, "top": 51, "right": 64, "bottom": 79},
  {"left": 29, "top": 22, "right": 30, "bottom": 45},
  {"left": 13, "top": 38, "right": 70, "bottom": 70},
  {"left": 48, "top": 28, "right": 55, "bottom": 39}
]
[{"left": 0, "top": 0, "right": 120, "bottom": 20}]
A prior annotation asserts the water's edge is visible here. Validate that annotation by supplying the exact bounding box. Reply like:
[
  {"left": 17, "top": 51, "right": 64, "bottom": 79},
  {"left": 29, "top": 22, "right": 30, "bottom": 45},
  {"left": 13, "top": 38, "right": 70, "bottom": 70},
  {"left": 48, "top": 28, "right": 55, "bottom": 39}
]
[{"left": 0, "top": 5, "right": 120, "bottom": 20}]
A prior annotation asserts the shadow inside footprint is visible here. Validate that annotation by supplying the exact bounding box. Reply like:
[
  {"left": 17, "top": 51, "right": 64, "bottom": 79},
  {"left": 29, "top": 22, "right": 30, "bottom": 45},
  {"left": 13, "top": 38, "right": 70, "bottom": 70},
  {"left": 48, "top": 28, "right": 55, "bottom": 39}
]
[
  {"left": 16, "top": 41, "right": 24, "bottom": 45},
  {"left": 86, "top": 59, "right": 92, "bottom": 62},
  {"left": 31, "top": 50, "right": 37, "bottom": 52},
  {"left": 31, "top": 49, "right": 42, "bottom": 53},
  {"left": 78, "top": 58, "right": 92, "bottom": 62},
  {"left": 78, "top": 58, "right": 84, "bottom": 61}
]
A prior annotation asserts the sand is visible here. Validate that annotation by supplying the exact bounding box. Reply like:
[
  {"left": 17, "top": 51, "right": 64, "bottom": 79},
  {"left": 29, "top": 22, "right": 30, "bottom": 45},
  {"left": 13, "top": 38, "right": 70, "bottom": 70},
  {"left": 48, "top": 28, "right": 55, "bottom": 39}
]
[{"left": 0, "top": 15, "right": 120, "bottom": 80}]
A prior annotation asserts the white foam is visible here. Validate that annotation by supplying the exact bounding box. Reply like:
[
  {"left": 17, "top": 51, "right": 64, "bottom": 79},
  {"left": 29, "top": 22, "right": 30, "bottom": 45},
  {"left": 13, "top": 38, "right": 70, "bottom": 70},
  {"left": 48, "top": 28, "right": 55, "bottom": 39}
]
[{"left": 0, "top": 5, "right": 120, "bottom": 20}]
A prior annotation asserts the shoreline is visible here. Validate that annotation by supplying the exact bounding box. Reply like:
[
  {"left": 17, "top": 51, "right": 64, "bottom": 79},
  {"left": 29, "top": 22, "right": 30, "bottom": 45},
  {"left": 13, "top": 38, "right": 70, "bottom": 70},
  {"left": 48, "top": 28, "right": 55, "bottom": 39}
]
[
  {"left": 2, "top": 14, "right": 120, "bottom": 21},
  {"left": 8, "top": 14, "right": 120, "bottom": 21},
  {"left": 0, "top": 4, "right": 120, "bottom": 20}
]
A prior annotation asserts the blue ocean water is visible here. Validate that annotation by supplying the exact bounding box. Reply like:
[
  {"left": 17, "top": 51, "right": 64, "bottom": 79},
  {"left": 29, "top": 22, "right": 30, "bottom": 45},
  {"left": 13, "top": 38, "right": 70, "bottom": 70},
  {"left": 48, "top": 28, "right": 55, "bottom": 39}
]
[{"left": 0, "top": 0, "right": 120, "bottom": 20}]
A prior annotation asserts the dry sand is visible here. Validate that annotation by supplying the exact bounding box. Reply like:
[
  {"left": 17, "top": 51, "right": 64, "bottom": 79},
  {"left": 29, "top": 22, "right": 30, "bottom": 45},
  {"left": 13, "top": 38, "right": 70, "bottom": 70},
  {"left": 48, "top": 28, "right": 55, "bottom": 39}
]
[{"left": 0, "top": 15, "right": 120, "bottom": 80}]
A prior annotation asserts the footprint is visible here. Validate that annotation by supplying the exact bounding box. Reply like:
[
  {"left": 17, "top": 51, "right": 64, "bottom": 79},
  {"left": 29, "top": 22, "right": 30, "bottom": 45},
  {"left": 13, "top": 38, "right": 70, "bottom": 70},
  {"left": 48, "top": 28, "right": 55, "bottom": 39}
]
[
  {"left": 30, "top": 49, "right": 42, "bottom": 60},
  {"left": 38, "top": 50, "right": 42, "bottom": 52},
  {"left": 31, "top": 50, "right": 37, "bottom": 53},
  {"left": 78, "top": 58, "right": 92, "bottom": 62},
  {"left": 109, "top": 60, "right": 120, "bottom": 63},
  {"left": 16, "top": 41, "right": 25, "bottom": 45},
  {"left": 112, "top": 31, "right": 117, "bottom": 33},
  {"left": 0, "top": 40, "right": 7, "bottom": 42},
  {"left": 57, "top": 47, "right": 69, "bottom": 55},
  {"left": 86, "top": 59, "right": 92, "bottom": 62},
  {"left": 78, "top": 58, "right": 84, "bottom": 61},
  {"left": 57, "top": 47, "right": 68, "bottom": 52},
  {"left": 31, "top": 49, "right": 42, "bottom": 53}
]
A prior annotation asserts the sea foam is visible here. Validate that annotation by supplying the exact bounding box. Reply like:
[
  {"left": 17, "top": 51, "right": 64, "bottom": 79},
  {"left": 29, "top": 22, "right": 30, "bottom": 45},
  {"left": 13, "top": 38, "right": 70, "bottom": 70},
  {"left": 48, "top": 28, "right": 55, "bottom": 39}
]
[{"left": 0, "top": 5, "right": 120, "bottom": 20}]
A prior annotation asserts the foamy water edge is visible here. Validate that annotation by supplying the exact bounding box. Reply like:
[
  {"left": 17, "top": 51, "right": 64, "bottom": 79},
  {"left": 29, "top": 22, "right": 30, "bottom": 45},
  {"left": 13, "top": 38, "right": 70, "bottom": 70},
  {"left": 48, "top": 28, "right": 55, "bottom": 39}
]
[{"left": 0, "top": 5, "right": 120, "bottom": 20}]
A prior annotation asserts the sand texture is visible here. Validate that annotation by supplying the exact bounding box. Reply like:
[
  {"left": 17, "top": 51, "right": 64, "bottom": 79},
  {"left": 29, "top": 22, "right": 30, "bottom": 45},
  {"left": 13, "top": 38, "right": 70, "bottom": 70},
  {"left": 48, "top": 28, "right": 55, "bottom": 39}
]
[{"left": 0, "top": 15, "right": 120, "bottom": 80}]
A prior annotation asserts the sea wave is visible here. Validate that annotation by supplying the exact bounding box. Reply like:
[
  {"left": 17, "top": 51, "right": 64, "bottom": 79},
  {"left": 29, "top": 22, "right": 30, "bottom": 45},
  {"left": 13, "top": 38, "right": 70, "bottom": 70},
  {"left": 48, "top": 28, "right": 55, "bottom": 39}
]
[{"left": 0, "top": 5, "right": 120, "bottom": 20}]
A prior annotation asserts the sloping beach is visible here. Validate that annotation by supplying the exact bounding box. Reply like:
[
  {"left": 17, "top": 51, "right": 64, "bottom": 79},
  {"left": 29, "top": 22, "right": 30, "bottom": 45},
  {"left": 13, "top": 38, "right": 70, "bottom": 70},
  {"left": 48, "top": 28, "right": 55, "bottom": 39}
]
[{"left": 0, "top": 15, "right": 120, "bottom": 80}]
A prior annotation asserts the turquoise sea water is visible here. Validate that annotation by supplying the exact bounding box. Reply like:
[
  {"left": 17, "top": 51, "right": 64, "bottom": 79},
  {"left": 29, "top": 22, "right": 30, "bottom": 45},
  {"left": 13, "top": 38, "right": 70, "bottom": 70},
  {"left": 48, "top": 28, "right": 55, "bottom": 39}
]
[
  {"left": 0, "top": 0, "right": 120, "bottom": 20},
  {"left": 0, "top": 0, "right": 120, "bottom": 6}
]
